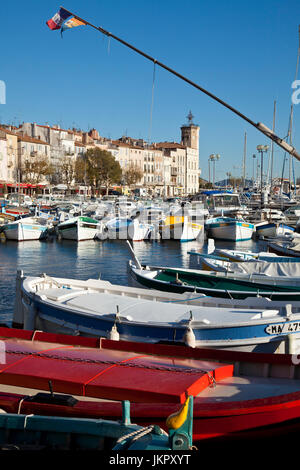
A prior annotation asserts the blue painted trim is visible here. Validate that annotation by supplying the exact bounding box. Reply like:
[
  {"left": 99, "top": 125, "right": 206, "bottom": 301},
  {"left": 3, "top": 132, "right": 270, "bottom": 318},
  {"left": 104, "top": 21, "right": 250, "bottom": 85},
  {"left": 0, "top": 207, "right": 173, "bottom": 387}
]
[{"left": 30, "top": 295, "right": 299, "bottom": 344}]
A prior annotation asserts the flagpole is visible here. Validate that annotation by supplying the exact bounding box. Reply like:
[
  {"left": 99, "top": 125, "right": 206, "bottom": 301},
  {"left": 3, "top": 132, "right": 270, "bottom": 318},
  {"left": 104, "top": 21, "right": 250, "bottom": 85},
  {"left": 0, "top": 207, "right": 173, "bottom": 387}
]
[{"left": 59, "top": 6, "right": 300, "bottom": 161}]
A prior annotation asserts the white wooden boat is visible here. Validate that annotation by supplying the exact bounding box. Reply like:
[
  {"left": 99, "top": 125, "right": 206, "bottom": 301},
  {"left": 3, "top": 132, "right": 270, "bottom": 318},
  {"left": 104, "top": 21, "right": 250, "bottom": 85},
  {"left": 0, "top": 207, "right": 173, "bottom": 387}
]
[
  {"left": 159, "top": 214, "right": 202, "bottom": 242},
  {"left": 57, "top": 216, "right": 101, "bottom": 241},
  {"left": 104, "top": 216, "right": 156, "bottom": 241},
  {"left": 14, "top": 271, "right": 300, "bottom": 353},
  {"left": 205, "top": 217, "right": 254, "bottom": 241},
  {"left": 1, "top": 216, "right": 51, "bottom": 241},
  {"left": 255, "top": 222, "right": 294, "bottom": 239}
]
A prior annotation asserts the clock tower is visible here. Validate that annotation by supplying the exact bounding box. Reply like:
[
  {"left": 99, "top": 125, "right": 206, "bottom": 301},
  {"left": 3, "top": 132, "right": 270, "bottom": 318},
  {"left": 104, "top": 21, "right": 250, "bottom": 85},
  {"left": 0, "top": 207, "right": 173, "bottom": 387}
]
[{"left": 181, "top": 111, "right": 200, "bottom": 151}]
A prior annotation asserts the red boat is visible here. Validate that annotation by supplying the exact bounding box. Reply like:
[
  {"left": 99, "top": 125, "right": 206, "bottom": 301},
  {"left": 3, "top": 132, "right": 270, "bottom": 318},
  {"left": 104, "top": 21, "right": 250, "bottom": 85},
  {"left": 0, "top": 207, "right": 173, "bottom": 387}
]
[{"left": 0, "top": 327, "right": 300, "bottom": 444}]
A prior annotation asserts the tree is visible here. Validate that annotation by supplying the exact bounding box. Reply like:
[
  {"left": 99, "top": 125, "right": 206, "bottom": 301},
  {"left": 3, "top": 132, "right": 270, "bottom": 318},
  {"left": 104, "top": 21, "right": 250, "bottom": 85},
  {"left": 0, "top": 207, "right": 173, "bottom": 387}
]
[
  {"left": 22, "top": 157, "right": 54, "bottom": 185},
  {"left": 85, "top": 148, "right": 122, "bottom": 195},
  {"left": 59, "top": 157, "right": 76, "bottom": 189},
  {"left": 123, "top": 163, "right": 143, "bottom": 187},
  {"left": 74, "top": 157, "right": 87, "bottom": 184}
]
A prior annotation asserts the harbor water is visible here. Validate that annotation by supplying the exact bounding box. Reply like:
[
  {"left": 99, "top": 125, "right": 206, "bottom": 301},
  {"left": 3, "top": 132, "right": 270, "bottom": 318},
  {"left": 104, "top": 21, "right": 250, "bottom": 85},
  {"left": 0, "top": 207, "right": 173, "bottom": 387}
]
[{"left": 0, "top": 237, "right": 264, "bottom": 326}]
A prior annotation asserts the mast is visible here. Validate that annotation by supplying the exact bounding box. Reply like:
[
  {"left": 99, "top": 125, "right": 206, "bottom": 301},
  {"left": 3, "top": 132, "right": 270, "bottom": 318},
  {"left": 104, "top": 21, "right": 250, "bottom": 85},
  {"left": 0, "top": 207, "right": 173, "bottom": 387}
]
[
  {"left": 59, "top": 6, "right": 300, "bottom": 161},
  {"left": 242, "top": 132, "right": 247, "bottom": 188},
  {"left": 270, "top": 100, "right": 276, "bottom": 192}
]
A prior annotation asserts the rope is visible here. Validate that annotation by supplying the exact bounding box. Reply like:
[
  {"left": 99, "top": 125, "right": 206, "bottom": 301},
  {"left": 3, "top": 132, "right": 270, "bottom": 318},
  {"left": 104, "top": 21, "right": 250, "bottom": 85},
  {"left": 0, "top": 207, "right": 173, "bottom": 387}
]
[
  {"left": 116, "top": 424, "right": 167, "bottom": 446},
  {"left": 17, "top": 397, "right": 27, "bottom": 415},
  {"left": 38, "top": 275, "right": 63, "bottom": 289},
  {"left": 163, "top": 294, "right": 206, "bottom": 303},
  {"left": 148, "top": 61, "right": 156, "bottom": 144},
  {"left": 23, "top": 414, "right": 34, "bottom": 429}
]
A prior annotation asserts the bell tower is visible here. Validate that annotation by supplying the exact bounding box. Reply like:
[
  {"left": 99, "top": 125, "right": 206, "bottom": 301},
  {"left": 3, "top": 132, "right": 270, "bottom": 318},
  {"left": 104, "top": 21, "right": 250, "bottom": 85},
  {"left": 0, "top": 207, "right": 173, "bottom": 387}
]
[{"left": 181, "top": 111, "right": 199, "bottom": 150}]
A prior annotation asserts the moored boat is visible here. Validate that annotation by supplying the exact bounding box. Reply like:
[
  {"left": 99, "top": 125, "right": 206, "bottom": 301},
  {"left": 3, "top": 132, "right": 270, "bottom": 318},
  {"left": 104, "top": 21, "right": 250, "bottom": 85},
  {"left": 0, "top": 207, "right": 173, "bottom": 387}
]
[
  {"left": 159, "top": 214, "right": 202, "bottom": 242},
  {"left": 0, "top": 328, "right": 195, "bottom": 451},
  {"left": 2, "top": 328, "right": 300, "bottom": 444},
  {"left": 255, "top": 222, "right": 294, "bottom": 239},
  {"left": 103, "top": 216, "right": 156, "bottom": 241},
  {"left": 128, "top": 259, "right": 300, "bottom": 302},
  {"left": 205, "top": 217, "right": 254, "bottom": 241},
  {"left": 57, "top": 215, "right": 101, "bottom": 241},
  {"left": 15, "top": 272, "right": 300, "bottom": 353},
  {"left": 1, "top": 216, "right": 51, "bottom": 241}
]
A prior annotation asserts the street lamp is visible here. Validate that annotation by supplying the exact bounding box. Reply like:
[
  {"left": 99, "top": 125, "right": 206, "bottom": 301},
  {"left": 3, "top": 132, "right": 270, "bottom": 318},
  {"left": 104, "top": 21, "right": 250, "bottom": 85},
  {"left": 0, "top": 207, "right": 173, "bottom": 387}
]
[
  {"left": 256, "top": 145, "right": 269, "bottom": 209},
  {"left": 226, "top": 172, "right": 232, "bottom": 188},
  {"left": 209, "top": 154, "right": 220, "bottom": 187},
  {"left": 252, "top": 154, "right": 256, "bottom": 189}
]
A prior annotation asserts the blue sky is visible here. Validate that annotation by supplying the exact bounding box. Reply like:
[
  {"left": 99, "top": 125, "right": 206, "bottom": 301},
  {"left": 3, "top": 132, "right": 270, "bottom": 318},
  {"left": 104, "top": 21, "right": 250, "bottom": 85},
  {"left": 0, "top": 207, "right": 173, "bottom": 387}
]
[{"left": 1, "top": 0, "right": 300, "bottom": 182}]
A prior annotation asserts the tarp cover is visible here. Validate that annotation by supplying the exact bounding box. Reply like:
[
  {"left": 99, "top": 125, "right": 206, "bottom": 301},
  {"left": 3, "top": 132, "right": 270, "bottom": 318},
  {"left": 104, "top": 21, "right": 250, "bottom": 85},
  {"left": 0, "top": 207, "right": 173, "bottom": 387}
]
[{"left": 228, "top": 261, "right": 300, "bottom": 277}]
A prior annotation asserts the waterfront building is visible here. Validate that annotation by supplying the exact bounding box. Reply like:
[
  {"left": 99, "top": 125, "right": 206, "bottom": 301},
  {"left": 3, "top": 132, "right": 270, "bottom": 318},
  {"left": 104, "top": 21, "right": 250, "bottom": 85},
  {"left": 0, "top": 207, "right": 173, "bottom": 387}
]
[
  {"left": 0, "top": 136, "right": 8, "bottom": 185},
  {"left": 0, "top": 114, "right": 201, "bottom": 196},
  {"left": 16, "top": 122, "right": 76, "bottom": 183},
  {"left": 0, "top": 127, "right": 19, "bottom": 187},
  {"left": 17, "top": 134, "right": 51, "bottom": 187}
]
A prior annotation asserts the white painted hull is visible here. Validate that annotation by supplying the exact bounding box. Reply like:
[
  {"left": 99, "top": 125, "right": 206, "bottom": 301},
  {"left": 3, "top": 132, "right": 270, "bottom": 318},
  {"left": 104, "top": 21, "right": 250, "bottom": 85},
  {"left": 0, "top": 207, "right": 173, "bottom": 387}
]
[
  {"left": 256, "top": 223, "right": 294, "bottom": 239},
  {"left": 58, "top": 218, "right": 100, "bottom": 241},
  {"left": 3, "top": 219, "right": 47, "bottom": 241},
  {"left": 128, "top": 220, "right": 153, "bottom": 241},
  {"left": 15, "top": 273, "right": 300, "bottom": 354},
  {"left": 206, "top": 220, "right": 254, "bottom": 241},
  {"left": 59, "top": 225, "right": 99, "bottom": 241},
  {"left": 106, "top": 217, "right": 155, "bottom": 241},
  {"left": 160, "top": 220, "right": 202, "bottom": 242}
]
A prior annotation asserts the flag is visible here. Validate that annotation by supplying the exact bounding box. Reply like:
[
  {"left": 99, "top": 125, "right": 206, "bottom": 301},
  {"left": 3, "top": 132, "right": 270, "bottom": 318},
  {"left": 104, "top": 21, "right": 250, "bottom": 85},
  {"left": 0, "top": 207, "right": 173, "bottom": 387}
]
[
  {"left": 61, "top": 17, "right": 86, "bottom": 36},
  {"left": 46, "top": 7, "right": 72, "bottom": 30}
]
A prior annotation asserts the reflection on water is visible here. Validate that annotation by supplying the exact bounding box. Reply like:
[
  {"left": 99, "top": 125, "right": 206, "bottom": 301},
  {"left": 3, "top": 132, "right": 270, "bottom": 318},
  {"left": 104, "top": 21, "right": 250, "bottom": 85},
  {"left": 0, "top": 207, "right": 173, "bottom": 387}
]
[{"left": 0, "top": 237, "right": 264, "bottom": 325}]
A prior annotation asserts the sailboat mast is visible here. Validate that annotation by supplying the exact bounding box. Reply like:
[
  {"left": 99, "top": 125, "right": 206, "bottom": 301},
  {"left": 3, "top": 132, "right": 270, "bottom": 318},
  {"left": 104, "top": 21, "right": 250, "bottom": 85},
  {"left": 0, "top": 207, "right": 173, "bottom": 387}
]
[
  {"left": 270, "top": 100, "right": 276, "bottom": 192},
  {"left": 242, "top": 132, "right": 247, "bottom": 189}
]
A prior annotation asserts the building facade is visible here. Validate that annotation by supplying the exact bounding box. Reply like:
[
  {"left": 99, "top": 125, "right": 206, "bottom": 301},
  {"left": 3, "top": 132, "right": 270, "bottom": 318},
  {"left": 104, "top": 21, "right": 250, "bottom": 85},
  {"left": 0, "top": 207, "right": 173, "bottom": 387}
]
[{"left": 0, "top": 114, "right": 201, "bottom": 196}]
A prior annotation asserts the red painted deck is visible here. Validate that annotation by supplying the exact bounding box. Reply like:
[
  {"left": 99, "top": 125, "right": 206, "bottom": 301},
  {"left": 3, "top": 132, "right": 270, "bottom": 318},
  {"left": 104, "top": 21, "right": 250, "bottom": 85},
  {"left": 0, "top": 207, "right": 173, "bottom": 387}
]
[{"left": 0, "top": 331, "right": 233, "bottom": 404}]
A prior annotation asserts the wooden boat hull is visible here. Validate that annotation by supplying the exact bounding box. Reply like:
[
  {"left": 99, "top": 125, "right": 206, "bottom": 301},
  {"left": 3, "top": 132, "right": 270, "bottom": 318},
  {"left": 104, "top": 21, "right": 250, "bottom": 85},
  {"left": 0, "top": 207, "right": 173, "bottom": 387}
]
[
  {"left": 205, "top": 218, "right": 254, "bottom": 241},
  {"left": 0, "top": 409, "right": 175, "bottom": 450},
  {"left": 159, "top": 216, "right": 202, "bottom": 242},
  {"left": 256, "top": 223, "right": 294, "bottom": 239},
  {"left": 129, "top": 262, "right": 300, "bottom": 301},
  {"left": 105, "top": 217, "right": 154, "bottom": 241},
  {"left": 57, "top": 217, "right": 100, "bottom": 241},
  {"left": 3, "top": 219, "right": 48, "bottom": 241},
  {"left": 16, "top": 273, "right": 300, "bottom": 353}
]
